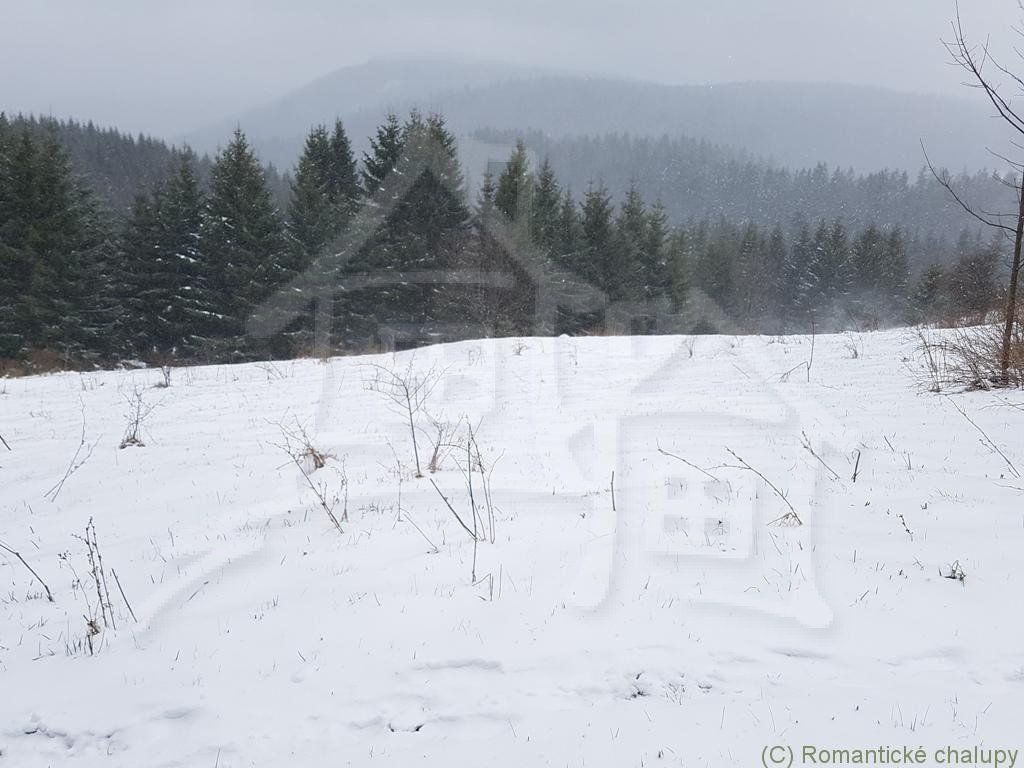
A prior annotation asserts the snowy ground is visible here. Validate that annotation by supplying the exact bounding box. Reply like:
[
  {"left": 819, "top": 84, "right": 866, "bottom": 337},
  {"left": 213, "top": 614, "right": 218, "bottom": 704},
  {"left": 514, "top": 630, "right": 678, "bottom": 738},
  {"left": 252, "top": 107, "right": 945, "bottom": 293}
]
[{"left": 1, "top": 331, "right": 1023, "bottom": 767}]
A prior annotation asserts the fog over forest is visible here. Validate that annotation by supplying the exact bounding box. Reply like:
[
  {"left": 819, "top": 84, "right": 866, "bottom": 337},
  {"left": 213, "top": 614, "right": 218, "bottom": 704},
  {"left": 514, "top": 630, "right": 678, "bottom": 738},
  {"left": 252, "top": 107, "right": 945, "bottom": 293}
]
[{"left": 3, "top": 5, "right": 1024, "bottom": 767}]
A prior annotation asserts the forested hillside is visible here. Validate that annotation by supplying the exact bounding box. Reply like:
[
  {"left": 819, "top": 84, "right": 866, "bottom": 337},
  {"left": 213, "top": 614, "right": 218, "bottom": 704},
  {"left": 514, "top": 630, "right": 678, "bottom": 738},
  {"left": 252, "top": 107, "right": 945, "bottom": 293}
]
[
  {"left": 473, "top": 129, "right": 1011, "bottom": 261},
  {"left": 0, "top": 111, "right": 1009, "bottom": 372},
  {"left": 5, "top": 115, "right": 290, "bottom": 215}
]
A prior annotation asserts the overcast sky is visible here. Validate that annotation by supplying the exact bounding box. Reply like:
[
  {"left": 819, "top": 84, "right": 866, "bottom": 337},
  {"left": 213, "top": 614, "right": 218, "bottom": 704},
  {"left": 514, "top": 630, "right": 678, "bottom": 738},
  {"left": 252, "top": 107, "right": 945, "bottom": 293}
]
[{"left": 1, "top": 0, "right": 1021, "bottom": 138}]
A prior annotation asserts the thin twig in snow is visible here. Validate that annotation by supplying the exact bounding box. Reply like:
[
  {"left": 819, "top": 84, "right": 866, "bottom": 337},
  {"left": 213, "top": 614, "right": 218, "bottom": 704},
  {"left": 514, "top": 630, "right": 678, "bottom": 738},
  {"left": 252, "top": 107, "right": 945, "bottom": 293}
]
[
  {"left": 429, "top": 478, "right": 479, "bottom": 541},
  {"left": 112, "top": 568, "right": 138, "bottom": 623},
  {"left": 946, "top": 396, "right": 1020, "bottom": 478},
  {"left": 656, "top": 443, "right": 719, "bottom": 481},
  {"left": 0, "top": 538, "right": 54, "bottom": 602},
  {"left": 799, "top": 431, "right": 840, "bottom": 481},
  {"left": 45, "top": 400, "right": 98, "bottom": 501},
  {"left": 723, "top": 447, "right": 803, "bottom": 526},
  {"left": 400, "top": 511, "right": 440, "bottom": 554}
]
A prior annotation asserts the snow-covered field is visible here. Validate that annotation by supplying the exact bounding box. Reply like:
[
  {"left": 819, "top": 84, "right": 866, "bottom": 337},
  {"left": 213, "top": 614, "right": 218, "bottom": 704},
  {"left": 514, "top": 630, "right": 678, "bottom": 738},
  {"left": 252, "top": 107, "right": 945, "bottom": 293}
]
[{"left": 2, "top": 331, "right": 1022, "bottom": 767}]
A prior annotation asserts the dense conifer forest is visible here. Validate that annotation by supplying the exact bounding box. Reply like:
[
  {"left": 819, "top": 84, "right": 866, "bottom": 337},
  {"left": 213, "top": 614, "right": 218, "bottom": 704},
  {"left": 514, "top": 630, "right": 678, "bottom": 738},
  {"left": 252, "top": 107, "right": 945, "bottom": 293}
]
[{"left": 0, "top": 111, "right": 1009, "bottom": 370}]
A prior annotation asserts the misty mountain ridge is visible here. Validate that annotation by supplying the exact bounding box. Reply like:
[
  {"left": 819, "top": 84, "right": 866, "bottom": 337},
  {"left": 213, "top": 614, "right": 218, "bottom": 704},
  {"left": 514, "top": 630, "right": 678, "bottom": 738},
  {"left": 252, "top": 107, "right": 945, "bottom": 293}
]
[{"left": 181, "top": 56, "right": 1011, "bottom": 175}]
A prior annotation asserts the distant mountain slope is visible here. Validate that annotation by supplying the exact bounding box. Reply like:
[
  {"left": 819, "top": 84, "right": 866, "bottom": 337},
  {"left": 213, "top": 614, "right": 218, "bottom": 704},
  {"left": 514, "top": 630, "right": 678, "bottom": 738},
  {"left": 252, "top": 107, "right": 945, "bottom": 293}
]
[
  {"left": 7, "top": 115, "right": 290, "bottom": 217},
  {"left": 182, "top": 57, "right": 550, "bottom": 161},
  {"left": 479, "top": 129, "right": 1014, "bottom": 252},
  {"left": 182, "top": 58, "right": 1009, "bottom": 174}
]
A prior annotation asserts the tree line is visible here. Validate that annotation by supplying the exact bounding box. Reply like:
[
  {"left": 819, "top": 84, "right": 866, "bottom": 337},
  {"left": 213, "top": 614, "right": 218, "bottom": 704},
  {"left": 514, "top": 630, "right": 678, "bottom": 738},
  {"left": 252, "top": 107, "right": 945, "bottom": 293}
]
[
  {"left": 0, "top": 111, "right": 1009, "bottom": 371},
  {"left": 475, "top": 129, "right": 1018, "bottom": 270}
]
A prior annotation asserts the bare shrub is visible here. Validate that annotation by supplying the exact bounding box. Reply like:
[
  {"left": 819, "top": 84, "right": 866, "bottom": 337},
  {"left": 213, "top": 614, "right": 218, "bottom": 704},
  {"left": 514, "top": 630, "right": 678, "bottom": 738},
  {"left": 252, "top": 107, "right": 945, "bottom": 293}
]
[
  {"left": 154, "top": 366, "right": 173, "bottom": 389},
  {"left": 943, "top": 560, "right": 967, "bottom": 584},
  {"left": 120, "top": 387, "right": 156, "bottom": 448},
  {"left": 915, "top": 323, "right": 1023, "bottom": 392},
  {"left": 278, "top": 420, "right": 334, "bottom": 472},
  {"left": 364, "top": 360, "right": 445, "bottom": 478},
  {"left": 842, "top": 332, "right": 863, "bottom": 360},
  {"left": 428, "top": 421, "right": 501, "bottom": 579},
  {"left": 74, "top": 518, "right": 116, "bottom": 631},
  {"left": 276, "top": 423, "right": 347, "bottom": 531},
  {"left": 424, "top": 414, "right": 461, "bottom": 473},
  {"left": 913, "top": 327, "right": 947, "bottom": 393}
]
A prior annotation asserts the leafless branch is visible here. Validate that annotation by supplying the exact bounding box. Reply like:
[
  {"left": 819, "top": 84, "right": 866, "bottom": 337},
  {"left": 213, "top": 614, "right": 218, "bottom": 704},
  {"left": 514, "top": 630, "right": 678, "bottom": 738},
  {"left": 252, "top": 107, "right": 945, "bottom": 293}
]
[
  {"left": 945, "top": 4, "right": 1024, "bottom": 137},
  {"left": 279, "top": 442, "right": 345, "bottom": 533},
  {"left": 0, "top": 538, "right": 54, "bottom": 602},
  {"left": 922, "top": 143, "right": 1017, "bottom": 233},
  {"left": 723, "top": 447, "right": 804, "bottom": 526},
  {"left": 656, "top": 442, "right": 719, "bottom": 481},
  {"left": 364, "top": 360, "right": 446, "bottom": 477},
  {"left": 112, "top": 568, "right": 138, "bottom": 623},
  {"left": 799, "top": 431, "right": 841, "bottom": 482},
  {"left": 946, "top": 396, "right": 1020, "bottom": 478},
  {"left": 429, "top": 478, "right": 479, "bottom": 541},
  {"left": 45, "top": 400, "right": 98, "bottom": 501}
]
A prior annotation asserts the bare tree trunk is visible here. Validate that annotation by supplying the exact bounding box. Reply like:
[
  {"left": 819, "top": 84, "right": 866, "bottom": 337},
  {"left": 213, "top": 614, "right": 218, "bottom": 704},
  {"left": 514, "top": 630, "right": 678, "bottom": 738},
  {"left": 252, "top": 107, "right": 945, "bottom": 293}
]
[{"left": 1002, "top": 176, "right": 1024, "bottom": 384}]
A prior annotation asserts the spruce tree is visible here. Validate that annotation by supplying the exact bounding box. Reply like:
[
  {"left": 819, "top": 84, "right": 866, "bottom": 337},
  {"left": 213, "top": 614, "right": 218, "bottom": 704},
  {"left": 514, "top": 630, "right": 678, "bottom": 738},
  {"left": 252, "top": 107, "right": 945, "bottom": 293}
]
[
  {"left": 644, "top": 201, "right": 670, "bottom": 299},
  {"left": 327, "top": 119, "right": 361, "bottom": 217},
  {"left": 732, "top": 222, "right": 768, "bottom": 325},
  {"left": 782, "top": 222, "right": 815, "bottom": 326},
  {"left": 118, "top": 192, "right": 163, "bottom": 356},
  {"left": 530, "top": 158, "right": 562, "bottom": 254},
  {"left": 693, "top": 221, "right": 736, "bottom": 310},
  {"left": 557, "top": 189, "right": 581, "bottom": 266},
  {"left": 362, "top": 113, "right": 404, "bottom": 197},
  {"left": 205, "top": 129, "right": 286, "bottom": 354},
  {"left": 16, "top": 130, "right": 109, "bottom": 359},
  {"left": 341, "top": 111, "right": 471, "bottom": 347},
  {"left": 763, "top": 225, "right": 788, "bottom": 326},
  {"left": 0, "top": 127, "right": 35, "bottom": 357},
  {"left": 881, "top": 228, "right": 910, "bottom": 314},
  {"left": 580, "top": 183, "right": 615, "bottom": 293},
  {"left": 912, "top": 264, "right": 947, "bottom": 322},
  {"left": 667, "top": 230, "right": 690, "bottom": 310},
  {"left": 495, "top": 141, "right": 532, "bottom": 223},
  {"left": 159, "top": 149, "right": 218, "bottom": 355},
  {"left": 476, "top": 169, "right": 497, "bottom": 223},
  {"left": 806, "top": 220, "right": 852, "bottom": 319},
  {"left": 287, "top": 125, "right": 339, "bottom": 268},
  {"left": 851, "top": 224, "right": 886, "bottom": 295},
  {"left": 614, "top": 184, "right": 649, "bottom": 301}
]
